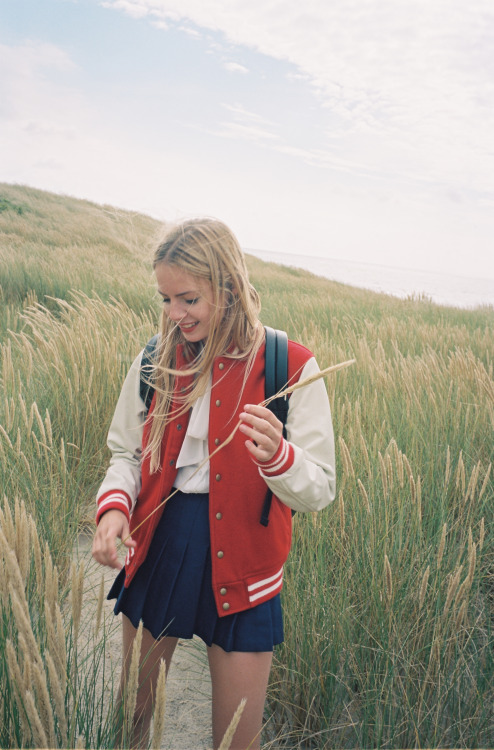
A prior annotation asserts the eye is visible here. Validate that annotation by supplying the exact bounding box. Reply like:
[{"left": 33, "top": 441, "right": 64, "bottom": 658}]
[{"left": 185, "top": 297, "right": 199, "bottom": 305}]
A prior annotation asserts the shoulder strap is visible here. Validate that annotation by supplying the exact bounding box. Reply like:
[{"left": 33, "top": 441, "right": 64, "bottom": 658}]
[
  {"left": 260, "top": 326, "right": 289, "bottom": 527},
  {"left": 264, "top": 326, "right": 289, "bottom": 437},
  {"left": 139, "top": 333, "right": 160, "bottom": 412}
]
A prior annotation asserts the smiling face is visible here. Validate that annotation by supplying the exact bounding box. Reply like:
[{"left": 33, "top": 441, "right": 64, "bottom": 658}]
[{"left": 155, "top": 262, "right": 217, "bottom": 343}]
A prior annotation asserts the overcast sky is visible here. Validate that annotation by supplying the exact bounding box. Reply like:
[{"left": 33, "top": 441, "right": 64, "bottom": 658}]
[{"left": 1, "top": 0, "right": 494, "bottom": 280}]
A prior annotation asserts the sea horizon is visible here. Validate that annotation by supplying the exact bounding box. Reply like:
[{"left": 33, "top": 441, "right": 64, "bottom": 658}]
[{"left": 246, "top": 248, "right": 494, "bottom": 310}]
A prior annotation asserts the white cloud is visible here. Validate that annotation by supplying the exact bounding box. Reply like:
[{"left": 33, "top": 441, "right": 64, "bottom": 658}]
[
  {"left": 0, "top": 41, "right": 112, "bottom": 191},
  {"left": 216, "top": 121, "right": 278, "bottom": 142},
  {"left": 101, "top": 0, "right": 151, "bottom": 18},
  {"left": 0, "top": 41, "right": 76, "bottom": 121},
  {"left": 222, "top": 103, "right": 274, "bottom": 126},
  {"left": 101, "top": 0, "right": 494, "bottom": 195},
  {"left": 2, "top": 3, "right": 493, "bottom": 282},
  {"left": 178, "top": 24, "right": 201, "bottom": 37},
  {"left": 223, "top": 61, "right": 248, "bottom": 74}
]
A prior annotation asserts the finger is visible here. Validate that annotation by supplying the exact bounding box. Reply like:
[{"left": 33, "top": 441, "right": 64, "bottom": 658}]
[
  {"left": 243, "top": 403, "right": 281, "bottom": 425},
  {"left": 243, "top": 429, "right": 281, "bottom": 460},
  {"left": 122, "top": 533, "right": 137, "bottom": 549},
  {"left": 240, "top": 411, "right": 281, "bottom": 435},
  {"left": 239, "top": 422, "right": 272, "bottom": 447},
  {"left": 244, "top": 440, "right": 278, "bottom": 463},
  {"left": 92, "top": 531, "right": 122, "bottom": 569}
]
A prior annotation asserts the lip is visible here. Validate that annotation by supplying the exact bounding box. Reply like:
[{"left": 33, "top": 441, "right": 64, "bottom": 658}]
[{"left": 179, "top": 322, "right": 199, "bottom": 331}]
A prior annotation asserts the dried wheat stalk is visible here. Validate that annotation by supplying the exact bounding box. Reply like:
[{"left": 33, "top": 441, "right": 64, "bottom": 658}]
[
  {"left": 150, "top": 659, "right": 167, "bottom": 749},
  {"left": 218, "top": 698, "right": 247, "bottom": 750}
]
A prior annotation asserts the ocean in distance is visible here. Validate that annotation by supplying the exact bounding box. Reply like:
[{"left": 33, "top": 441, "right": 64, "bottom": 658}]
[{"left": 246, "top": 249, "right": 494, "bottom": 310}]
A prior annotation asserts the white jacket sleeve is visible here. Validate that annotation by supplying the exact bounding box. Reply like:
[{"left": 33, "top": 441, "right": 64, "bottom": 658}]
[
  {"left": 96, "top": 352, "right": 146, "bottom": 516},
  {"left": 260, "top": 357, "right": 336, "bottom": 512}
]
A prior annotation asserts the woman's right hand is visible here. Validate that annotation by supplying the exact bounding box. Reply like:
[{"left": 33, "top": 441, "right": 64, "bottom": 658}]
[{"left": 92, "top": 509, "right": 136, "bottom": 569}]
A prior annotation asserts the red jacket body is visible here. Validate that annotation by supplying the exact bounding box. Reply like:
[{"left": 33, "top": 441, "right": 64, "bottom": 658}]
[{"left": 124, "top": 341, "right": 312, "bottom": 617}]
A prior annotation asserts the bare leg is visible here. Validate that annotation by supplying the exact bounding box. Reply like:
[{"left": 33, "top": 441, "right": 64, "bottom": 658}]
[
  {"left": 117, "top": 614, "right": 178, "bottom": 748},
  {"left": 207, "top": 645, "right": 273, "bottom": 750}
]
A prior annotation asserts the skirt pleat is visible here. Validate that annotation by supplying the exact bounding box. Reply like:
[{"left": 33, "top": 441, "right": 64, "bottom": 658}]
[{"left": 108, "top": 490, "right": 283, "bottom": 652}]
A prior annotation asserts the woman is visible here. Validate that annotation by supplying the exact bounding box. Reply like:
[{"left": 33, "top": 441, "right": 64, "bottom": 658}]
[{"left": 92, "top": 218, "right": 336, "bottom": 749}]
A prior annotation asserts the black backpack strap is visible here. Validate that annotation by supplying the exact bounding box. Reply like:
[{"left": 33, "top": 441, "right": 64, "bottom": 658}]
[
  {"left": 139, "top": 333, "right": 160, "bottom": 412},
  {"left": 266, "top": 328, "right": 288, "bottom": 438},
  {"left": 260, "top": 326, "right": 289, "bottom": 526}
]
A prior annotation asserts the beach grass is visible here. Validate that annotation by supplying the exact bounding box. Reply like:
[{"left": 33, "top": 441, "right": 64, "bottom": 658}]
[{"left": 0, "top": 182, "right": 492, "bottom": 748}]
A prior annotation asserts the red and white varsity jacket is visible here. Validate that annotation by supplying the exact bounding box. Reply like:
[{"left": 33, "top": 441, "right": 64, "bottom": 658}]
[{"left": 96, "top": 338, "right": 336, "bottom": 617}]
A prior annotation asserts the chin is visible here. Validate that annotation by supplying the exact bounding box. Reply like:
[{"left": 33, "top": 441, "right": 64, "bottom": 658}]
[{"left": 182, "top": 330, "right": 205, "bottom": 342}]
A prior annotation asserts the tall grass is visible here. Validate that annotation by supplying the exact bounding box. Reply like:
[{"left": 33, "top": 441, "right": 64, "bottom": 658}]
[
  {"left": 1, "top": 292, "right": 156, "bottom": 558},
  {"left": 264, "top": 300, "right": 493, "bottom": 747},
  {"left": 0, "top": 497, "right": 118, "bottom": 747},
  {"left": 1, "top": 183, "right": 493, "bottom": 747}
]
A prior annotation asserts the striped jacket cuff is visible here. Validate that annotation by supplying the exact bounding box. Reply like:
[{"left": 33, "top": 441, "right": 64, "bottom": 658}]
[
  {"left": 96, "top": 490, "right": 131, "bottom": 524},
  {"left": 256, "top": 438, "right": 295, "bottom": 477}
]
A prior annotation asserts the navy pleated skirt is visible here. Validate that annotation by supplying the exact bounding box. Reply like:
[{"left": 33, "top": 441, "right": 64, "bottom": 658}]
[{"left": 107, "top": 490, "right": 284, "bottom": 652}]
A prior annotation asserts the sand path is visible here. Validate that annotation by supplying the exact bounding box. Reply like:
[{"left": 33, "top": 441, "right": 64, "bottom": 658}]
[{"left": 77, "top": 534, "right": 213, "bottom": 749}]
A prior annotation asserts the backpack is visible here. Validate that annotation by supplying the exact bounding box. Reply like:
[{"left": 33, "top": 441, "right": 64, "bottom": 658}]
[{"left": 139, "top": 326, "right": 289, "bottom": 526}]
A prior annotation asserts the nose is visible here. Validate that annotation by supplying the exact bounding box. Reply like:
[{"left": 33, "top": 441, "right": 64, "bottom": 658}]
[{"left": 168, "top": 299, "right": 185, "bottom": 322}]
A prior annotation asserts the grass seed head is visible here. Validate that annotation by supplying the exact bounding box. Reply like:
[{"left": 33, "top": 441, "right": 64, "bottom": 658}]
[
  {"left": 455, "top": 451, "right": 466, "bottom": 494},
  {"left": 45, "top": 650, "right": 69, "bottom": 746},
  {"left": 18, "top": 632, "right": 32, "bottom": 692},
  {"left": 24, "top": 689, "right": 49, "bottom": 749},
  {"left": 419, "top": 566, "right": 430, "bottom": 610},
  {"left": 44, "top": 559, "right": 60, "bottom": 619},
  {"left": 338, "top": 491, "right": 346, "bottom": 539},
  {"left": 94, "top": 573, "right": 105, "bottom": 636},
  {"left": 124, "top": 621, "right": 143, "bottom": 738},
  {"left": 437, "top": 523, "right": 447, "bottom": 569},
  {"left": 357, "top": 479, "right": 371, "bottom": 514},
  {"left": 70, "top": 560, "right": 84, "bottom": 642},
  {"left": 467, "top": 535, "right": 477, "bottom": 585},
  {"left": 151, "top": 659, "right": 167, "bottom": 749},
  {"left": 6, "top": 637, "right": 23, "bottom": 697},
  {"left": 478, "top": 462, "right": 491, "bottom": 501},
  {"left": 478, "top": 517, "right": 485, "bottom": 552},
  {"left": 1, "top": 498, "right": 16, "bottom": 549},
  {"left": 358, "top": 430, "right": 371, "bottom": 475},
  {"left": 455, "top": 599, "right": 468, "bottom": 630},
  {"left": 29, "top": 515, "right": 44, "bottom": 600},
  {"left": 10, "top": 586, "right": 42, "bottom": 666},
  {"left": 443, "top": 565, "right": 463, "bottom": 620},
  {"left": 44, "top": 600, "right": 67, "bottom": 691},
  {"left": 32, "top": 660, "right": 56, "bottom": 747},
  {"left": 14, "top": 498, "right": 30, "bottom": 582},
  {"left": 444, "top": 445, "right": 451, "bottom": 487},
  {"left": 428, "top": 636, "right": 441, "bottom": 671},
  {"left": 3, "top": 540, "right": 30, "bottom": 618},
  {"left": 379, "top": 452, "right": 388, "bottom": 497},
  {"left": 6, "top": 640, "right": 33, "bottom": 742},
  {"left": 384, "top": 554, "right": 393, "bottom": 601},
  {"left": 218, "top": 698, "right": 247, "bottom": 750}
]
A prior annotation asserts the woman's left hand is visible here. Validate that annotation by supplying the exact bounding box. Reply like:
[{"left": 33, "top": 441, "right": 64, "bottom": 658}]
[{"left": 239, "top": 404, "right": 283, "bottom": 463}]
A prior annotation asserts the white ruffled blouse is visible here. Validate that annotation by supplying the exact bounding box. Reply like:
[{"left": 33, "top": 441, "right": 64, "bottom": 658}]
[{"left": 174, "top": 378, "right": 211, "bottom": 493}]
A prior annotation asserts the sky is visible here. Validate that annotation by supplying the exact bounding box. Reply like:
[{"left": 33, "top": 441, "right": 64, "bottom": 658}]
[{"left": 1, "top": 0, "right": 494, "bottom": 281}]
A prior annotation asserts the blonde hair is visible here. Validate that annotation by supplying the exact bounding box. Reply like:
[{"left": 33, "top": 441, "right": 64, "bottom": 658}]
[{"left": 146, "top": 218, "right": 264, "bottom": 473}]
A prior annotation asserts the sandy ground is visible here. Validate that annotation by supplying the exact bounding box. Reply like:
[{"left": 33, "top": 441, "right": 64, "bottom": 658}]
[{"left": 76, "top": 533, "right": 213, "bottom": 750}]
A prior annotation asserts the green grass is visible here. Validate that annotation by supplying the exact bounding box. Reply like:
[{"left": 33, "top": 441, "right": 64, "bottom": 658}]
[{"left": 1, "top": 182, "right": 493, "bottom": 748}]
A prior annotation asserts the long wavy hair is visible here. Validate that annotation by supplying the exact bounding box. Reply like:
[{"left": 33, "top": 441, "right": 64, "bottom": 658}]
[{"left": 145, "top": 218, "right": 264, "bottom": 473}]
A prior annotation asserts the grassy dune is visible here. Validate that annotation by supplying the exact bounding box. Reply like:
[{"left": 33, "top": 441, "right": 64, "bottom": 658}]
[{"left": 1, "top": 183, "right": 493, "bottom": 748}]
